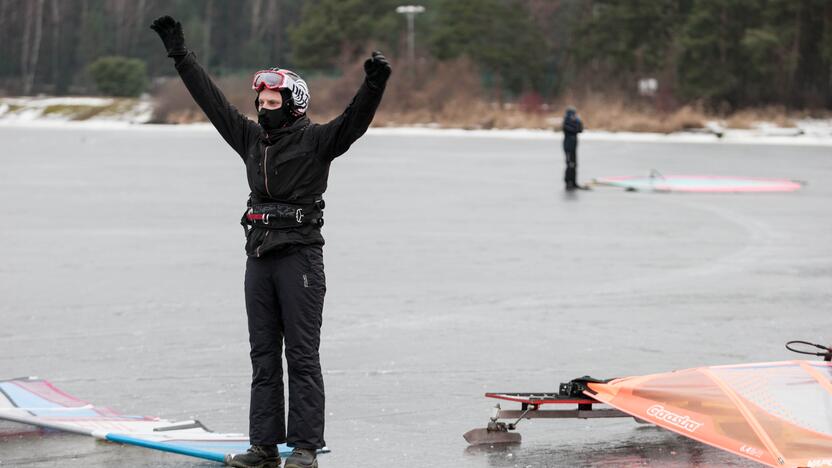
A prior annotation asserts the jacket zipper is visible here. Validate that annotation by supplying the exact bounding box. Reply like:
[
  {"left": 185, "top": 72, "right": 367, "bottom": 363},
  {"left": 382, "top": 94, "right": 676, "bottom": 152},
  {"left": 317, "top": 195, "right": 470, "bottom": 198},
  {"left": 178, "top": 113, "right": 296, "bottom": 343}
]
[
  {"left": 263, "top": 145, "right": 273, "bottom": 199},
  {"left": 258, "top": 146, "right": 273, "bottom": 259}
]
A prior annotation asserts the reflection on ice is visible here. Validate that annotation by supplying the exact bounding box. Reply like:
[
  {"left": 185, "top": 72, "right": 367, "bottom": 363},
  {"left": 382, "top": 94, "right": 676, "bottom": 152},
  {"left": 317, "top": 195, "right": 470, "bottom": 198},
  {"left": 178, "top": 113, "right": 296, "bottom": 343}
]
[{"left": 464, "top": 427, "right": 759, "bottom": 467}]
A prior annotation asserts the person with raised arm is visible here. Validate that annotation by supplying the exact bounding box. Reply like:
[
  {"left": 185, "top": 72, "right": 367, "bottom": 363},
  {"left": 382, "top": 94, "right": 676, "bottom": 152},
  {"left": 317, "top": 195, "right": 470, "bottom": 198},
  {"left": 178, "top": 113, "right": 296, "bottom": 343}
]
[{"left": 151, "top": 15, "right": 391, "bottom": 468}]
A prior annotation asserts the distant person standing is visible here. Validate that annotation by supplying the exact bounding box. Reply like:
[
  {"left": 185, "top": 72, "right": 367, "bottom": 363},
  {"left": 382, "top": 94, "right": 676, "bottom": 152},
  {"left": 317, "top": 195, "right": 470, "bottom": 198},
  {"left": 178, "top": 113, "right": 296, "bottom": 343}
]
[{"left": 562, "top": 106, "right": 585, "bottom": 190}]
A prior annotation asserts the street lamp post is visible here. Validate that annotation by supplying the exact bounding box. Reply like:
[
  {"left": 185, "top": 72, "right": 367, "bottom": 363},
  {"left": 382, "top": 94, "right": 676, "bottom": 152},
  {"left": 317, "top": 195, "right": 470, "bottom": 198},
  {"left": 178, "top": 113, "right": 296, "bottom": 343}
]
[{"left": 396, "top": 5, "right": 425, "bottom": 64}]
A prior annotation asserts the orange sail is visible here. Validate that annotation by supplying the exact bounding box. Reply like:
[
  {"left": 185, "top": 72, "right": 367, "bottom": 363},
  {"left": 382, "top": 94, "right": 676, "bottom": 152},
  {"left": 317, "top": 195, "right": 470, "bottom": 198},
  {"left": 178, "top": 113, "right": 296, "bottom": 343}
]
[{"left": 587, "top": 360, "right": 832, "bottom": 467}]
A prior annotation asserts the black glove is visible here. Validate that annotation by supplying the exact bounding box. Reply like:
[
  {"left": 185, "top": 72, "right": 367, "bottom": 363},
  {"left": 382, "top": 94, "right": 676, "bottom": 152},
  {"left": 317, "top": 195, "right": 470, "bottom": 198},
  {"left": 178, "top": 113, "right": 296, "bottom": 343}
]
[
  {"left": 150, "top": 15, "right": 187, "bottom": 57},
  {"left": 364, "top": 51, "right": 391, "bottom": 89}
]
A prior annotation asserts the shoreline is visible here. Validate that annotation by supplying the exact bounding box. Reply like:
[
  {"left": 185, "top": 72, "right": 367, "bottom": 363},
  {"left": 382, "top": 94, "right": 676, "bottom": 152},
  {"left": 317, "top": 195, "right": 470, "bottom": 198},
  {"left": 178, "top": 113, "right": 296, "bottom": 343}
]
[
  {"left": 1, "top": 118, "right": 832, "bottom": 147},
  {"left": 2, "top": 95, "right": 832, "bottom": 147}
]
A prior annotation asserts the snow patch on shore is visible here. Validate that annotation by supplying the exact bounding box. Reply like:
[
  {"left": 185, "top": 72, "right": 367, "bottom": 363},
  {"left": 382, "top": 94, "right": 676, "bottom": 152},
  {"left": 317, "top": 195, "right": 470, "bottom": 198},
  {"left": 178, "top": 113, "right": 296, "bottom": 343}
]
[
  {"left": 0, "top": 96, "right": 153, "bottom": 123},
  {"left": 2, "top": 96, "right": 115, "bottom": 107}
]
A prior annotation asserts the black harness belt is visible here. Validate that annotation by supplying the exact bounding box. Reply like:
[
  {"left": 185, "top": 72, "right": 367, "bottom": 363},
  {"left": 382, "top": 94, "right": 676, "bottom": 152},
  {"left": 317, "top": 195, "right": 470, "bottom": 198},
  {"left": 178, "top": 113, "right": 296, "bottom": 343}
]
[{"left": 241, "top": 199, "right": 325, "bottom": 231}]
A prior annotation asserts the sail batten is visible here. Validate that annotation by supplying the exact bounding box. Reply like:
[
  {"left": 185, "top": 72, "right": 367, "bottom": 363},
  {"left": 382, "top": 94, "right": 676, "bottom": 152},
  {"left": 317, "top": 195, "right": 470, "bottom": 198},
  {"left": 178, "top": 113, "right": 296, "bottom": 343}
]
[{"left": 587, "top": 360, "right": 832, "bottom": 467}]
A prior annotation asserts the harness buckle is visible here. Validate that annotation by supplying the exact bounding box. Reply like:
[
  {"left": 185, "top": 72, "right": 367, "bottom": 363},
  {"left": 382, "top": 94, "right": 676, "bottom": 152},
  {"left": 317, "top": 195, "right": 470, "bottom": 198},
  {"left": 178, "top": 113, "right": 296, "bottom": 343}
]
[{"left": 295, "top": 208, "right": 304, "bottom": 223}]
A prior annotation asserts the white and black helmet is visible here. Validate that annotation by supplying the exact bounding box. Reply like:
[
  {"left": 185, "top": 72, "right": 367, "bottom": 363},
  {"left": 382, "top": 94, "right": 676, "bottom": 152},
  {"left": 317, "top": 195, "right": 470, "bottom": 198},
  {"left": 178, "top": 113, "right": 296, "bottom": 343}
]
[{"left": 252, "top": 68, "right": 310, "bottom": 116}]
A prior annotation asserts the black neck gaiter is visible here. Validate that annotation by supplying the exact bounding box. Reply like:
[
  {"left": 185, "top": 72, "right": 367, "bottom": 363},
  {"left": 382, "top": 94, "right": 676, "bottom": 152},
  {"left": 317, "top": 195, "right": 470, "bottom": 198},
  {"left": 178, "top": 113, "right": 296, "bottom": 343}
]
[{"left": 257, "top": 106, "right": 295, "bottom": 131}]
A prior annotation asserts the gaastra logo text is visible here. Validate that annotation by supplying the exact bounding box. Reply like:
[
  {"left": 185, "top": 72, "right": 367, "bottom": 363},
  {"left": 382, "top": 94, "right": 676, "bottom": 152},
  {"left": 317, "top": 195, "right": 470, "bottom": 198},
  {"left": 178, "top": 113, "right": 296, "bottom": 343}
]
[
  {"left": 646, "top": 405, "right": 703, "bottom": 432},
  {"left": 808, "top": 459, "right": 832, "bottom": 467}
]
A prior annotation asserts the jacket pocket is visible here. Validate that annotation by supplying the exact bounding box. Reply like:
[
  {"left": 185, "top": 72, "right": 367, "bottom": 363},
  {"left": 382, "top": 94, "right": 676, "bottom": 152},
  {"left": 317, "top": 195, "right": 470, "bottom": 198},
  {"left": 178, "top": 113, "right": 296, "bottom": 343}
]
[{"left": 301, "top": 246, "right": 326, "bottom": 291}]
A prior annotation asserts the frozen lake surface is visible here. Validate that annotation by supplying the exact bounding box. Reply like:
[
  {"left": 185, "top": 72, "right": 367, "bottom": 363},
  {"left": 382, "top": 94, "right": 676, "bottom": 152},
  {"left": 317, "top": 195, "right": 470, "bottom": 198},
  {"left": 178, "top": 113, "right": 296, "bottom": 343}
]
[{"left": 1, "top": 125, "right": 830, "bottom": 467}]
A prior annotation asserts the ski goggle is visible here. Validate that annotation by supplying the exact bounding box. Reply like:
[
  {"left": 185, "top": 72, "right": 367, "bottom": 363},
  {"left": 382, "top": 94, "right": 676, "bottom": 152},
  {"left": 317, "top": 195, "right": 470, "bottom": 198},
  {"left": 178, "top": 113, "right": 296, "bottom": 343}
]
[{"left": 252, "top": 69, "right": 288, "bottom": 91}]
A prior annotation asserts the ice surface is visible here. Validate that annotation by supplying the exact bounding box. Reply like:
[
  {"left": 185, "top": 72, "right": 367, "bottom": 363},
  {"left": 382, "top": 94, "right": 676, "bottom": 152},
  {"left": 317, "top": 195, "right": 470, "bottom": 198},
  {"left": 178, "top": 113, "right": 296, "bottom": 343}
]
[{"left": 1, "top": 126, "right": 830, "bottom": 467}]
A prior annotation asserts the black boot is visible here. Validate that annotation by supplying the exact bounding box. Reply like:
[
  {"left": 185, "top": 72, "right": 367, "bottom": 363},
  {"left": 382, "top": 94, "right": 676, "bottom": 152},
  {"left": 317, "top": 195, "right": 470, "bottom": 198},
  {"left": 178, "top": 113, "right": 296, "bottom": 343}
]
[
  {"left": 284, "top": 448, "right": 318, "bottom": 468},
  {"left": 225, "top": 445, "right": 281, "bottom": 468}
]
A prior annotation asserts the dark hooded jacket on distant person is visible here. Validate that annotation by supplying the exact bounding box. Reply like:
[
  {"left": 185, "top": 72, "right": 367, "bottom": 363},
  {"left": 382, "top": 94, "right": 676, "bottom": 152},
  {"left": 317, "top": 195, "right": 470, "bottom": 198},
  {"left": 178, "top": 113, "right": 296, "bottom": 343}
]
[{"left": 562, "top": 109, "right": 583, "bottom": 152}]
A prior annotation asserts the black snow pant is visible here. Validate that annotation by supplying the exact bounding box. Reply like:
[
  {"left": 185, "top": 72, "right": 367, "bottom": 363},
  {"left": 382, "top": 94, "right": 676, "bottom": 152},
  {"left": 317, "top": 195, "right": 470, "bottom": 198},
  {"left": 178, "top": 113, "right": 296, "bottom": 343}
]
[
  {"left": 564, "top": 148, "right": 578, "bottom": 187},
  {"left": 244, "top": 245, "right": 326, "bottom": 450}
]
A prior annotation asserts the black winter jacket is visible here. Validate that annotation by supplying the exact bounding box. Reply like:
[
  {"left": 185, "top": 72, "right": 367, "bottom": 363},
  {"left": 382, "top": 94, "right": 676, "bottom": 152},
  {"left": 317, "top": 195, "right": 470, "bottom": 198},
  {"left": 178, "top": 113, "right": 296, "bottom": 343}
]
[
  {"left": 562, "top": 113, "right": 583, "bottom": 152},
  {"left": 174, "top": 52, "right": 386, "bottom": 257}
]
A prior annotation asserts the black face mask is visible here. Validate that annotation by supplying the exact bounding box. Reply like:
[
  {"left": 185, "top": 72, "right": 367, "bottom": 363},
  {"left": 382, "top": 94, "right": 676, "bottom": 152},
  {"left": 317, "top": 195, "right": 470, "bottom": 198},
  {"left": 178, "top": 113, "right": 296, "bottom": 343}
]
[{"left": 257, "top": 106, "right": 294, "bottom": 131}]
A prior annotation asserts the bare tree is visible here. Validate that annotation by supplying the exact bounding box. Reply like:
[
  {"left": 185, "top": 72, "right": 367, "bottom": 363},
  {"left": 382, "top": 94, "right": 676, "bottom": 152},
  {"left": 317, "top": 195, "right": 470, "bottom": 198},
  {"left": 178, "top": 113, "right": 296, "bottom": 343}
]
[
  {"left": 21, "top": 0, "right": 45, "bottom": 95},
  {"left": 263, "top": 0, "right": 283, "bottom": 63},
  {"left": 203, "top": 0, "right": 214, "bottom": 66},
  {"left": 50, "top": 0, "right": 60, "bottom": 90},
  {"left": 111, "top": 0, "right": 149, "bottom": 55},
  {"left": 133, "top": 0, "right": 148, "bottom": 54},
  {"left": 251, "top": 0, "right": 264, "bottom": 39}
]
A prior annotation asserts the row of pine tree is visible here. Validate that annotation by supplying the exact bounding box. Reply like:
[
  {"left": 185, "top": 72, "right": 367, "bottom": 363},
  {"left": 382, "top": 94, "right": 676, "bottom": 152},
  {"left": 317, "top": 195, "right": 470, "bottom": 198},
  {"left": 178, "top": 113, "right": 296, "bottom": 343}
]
[{"left": 1, "top": 0, "right": 830, "bottom": 109}]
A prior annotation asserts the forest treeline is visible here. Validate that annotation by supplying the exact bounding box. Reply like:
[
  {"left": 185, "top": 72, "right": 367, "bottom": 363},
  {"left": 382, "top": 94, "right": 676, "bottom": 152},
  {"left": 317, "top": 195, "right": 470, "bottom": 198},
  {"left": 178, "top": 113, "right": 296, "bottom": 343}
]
[{"left": 1, "top": 0, "right": 831, "bottom": 111}]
